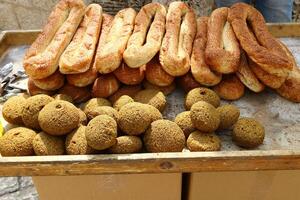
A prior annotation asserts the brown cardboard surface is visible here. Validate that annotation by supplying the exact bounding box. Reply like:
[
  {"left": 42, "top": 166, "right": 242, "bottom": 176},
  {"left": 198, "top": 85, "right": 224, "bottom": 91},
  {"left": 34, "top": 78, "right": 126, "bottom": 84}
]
[
  {"left": 188, "top": 170, "right": 300, "bottom": 200},
  {"left": 33, "top": 173, "right": 181, "bottom": 200}
]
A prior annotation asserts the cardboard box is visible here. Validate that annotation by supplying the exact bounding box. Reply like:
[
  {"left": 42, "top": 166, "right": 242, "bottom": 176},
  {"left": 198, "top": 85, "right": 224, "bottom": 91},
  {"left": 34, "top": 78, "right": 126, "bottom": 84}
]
[
  {"left": 187, "top": 170, "right": 300, "bottom": 200},
  {"left": 33, "top": 173, "right": 181, "bottom": 200}
]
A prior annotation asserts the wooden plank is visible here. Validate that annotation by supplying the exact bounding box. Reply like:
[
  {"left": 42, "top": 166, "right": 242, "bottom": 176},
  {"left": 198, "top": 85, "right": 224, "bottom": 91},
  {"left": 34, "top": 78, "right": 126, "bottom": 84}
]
[
  {"left": 0, "top": 150, "right": 300, "bottom": 176},
  {"left": 267, "top": 23, "right": 300, "bottom": 37}
]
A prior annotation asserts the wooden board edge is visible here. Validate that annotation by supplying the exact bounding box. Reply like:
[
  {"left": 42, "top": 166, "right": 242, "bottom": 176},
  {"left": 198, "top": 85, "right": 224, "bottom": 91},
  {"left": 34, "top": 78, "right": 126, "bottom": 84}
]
[
  {"left": 1, "top": 150, "right": 300, "bottom": 176},
  {"left": 267, "top": 23, "right": 300, "bottom": 37}
]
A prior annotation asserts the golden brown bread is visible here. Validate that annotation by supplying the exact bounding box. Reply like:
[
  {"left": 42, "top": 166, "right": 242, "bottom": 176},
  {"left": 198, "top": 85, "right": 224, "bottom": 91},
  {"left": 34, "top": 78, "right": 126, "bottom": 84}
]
[
  {"left": 92, "top": 74, "right": 120, "bottom": 98},
  {"left": 113, "top": 62, "right": 145, "bottom": 85},
  {"left": 23, "top": 0, "right": 85, "bottom": 79},
  {"left": 32, "top": 70, "right": 65, "bottom": 91},
  {"left": 66, "top": 64, "right": 98, "bottom": 87},
  {"left": 145, "top": 55, "right": 174, "bottom": 87},
  {"left": 191, "top": 17, "right": 222, "bottom": 86},
  {"left": 27, "top": 79, "right": 56, "bottom": 96},
  {"left": 109, "top": 85, "right": 142, "bottom": 103},
  {"left": 205, "top": 7, "right": 240, "bottom": 74},
  {"left": 94, "top": 8, "right": 136, "bottom": 74},
  {"left": 143, "top": 80, "right": 176, "bottom": 95},
  {"left": 236, "top": 51, "right": 265, "bottom": 92},
  {"left": 228, "top": 3, "right": 293, "bottom": 77},
  {"left": 177, "top": 72, "right": 201, "bottom": 93},
  {"left": 58, "top": 83, "right": 91, "bottom": 103},
  {"left": 59, "top": 4, "right": 103, "bottom": 74},
  {"left": 159, "top": 1, "right": 196, "bottom": 76},
  {"left": 213, "top": 75, "right": 245, "bottom": 100},
  {"left": 123, "top": 3, "right": 166, "bottom": 68}
]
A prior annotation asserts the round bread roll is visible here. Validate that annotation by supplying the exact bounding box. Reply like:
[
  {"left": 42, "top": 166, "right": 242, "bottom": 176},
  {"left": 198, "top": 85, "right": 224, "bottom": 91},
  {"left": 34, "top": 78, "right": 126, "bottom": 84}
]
[
  {"left": 175, "top": 111, "right": 195, "bottom": 138},
  {"left": 66, "top": 125, "right": 95, "bottom": 155},
  {"left": 185, "top": 87, "right": 220, "bottom": 110},
  {"left": 2, "top": 96, "right": 26, "bottom": 125},
  {"left": 176, "top": 72, "right": 201, "bottom": 93},
  {"left": 22, "top": 94, "right": 54, "bottom": 130},
  {"left": 33, "top": 131, "right": 65, "bottom": 155},
  {"left": 187, "top": 131, "right": 221, "bottom": 151},
  {"left": 59, "top": 83, "right": 91, "bottom": 103},
  {"left": 113, "top": 95, "right": 134, "bottom": 111},
  {"left": 108, "top": 85, "right": 142, "bottom": 103},
  {"left": 0, "top": 127, "right": 36, "bottom": 156},
  {"left": 53, "top": 94, "right": 73, "bottom": 103},
  {"left": 217, "top": 105, "right": 240, "bottom": 130},
  {"left": 233, "top": 118, "right": 265, "bottom": 148},
  {"left": 78, "top": 108, "right": 88, "bottom": 125},
  {"left": 145, "top": 104, "right": 163, "bottom": 122},
  {"left": 32, "top": 70, "right": 65, "bottom": 91},
  {"left": 66, "top": 65, "right": 98, "bottom": 87},
  {"left": 144, "top": 119, "right": 185, "bottom": 152},
  {"left": 27, "top": 78, "right": 56, "bottom": 96},
  {"left": 38, "top": 100, "right": 80, "bottom": 135},
  {"left": 92, "top": 74, "right": 120, "bottom": 98},
  {"left": 134, "top": 89, "right": 166, "bottom": 112},
  {"left": 85, "top": 115, "right": 117, "bottom": 150},
  {"left": 213, "top": 75, "right": 245, "bottom": 100},
  {"left": 143, "top": 80, "right": 176, "bottom": 95},
  {"left": 87, "top": 106, "right": 119, "bottom": 121},
  {"left": 113, "top": 62, "right": 145, "bottom": 85},
  {"left": 108, "top": 136, "right": 143, "bottom": 154},
  {"left": 82, "top": 97, "right": 112, "bottom": 116},
  {"left": 190, "top": 101, "right": 220, "bottom": 132}
]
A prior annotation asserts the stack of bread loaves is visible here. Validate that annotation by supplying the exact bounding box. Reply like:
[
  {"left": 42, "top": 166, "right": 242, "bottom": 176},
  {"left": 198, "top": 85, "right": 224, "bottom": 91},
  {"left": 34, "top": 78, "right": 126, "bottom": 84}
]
[{"left": 22, "top": 0, "right": 300, "bottom": 103}]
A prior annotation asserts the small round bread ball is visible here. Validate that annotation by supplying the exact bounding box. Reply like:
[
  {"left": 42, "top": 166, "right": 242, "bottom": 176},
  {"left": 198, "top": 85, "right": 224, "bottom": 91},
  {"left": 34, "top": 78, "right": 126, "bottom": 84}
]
[
  {"left": 217, "top": 105, "right": 240, "bottom": 130},
  {"left": 33, "top": 132, "right": 64, "bottom": 155},
  {"left": 66, "top": 126, "right": 94, "bottom": 155},
  {"left": 22, "top": 94, "right": 54, "bottom": 130},
  {"left": 2, "top": 96, "right": 26, "bottom": 125},
  {"left": 113, "top": 95, "right": 134, "bottom": 111},
  {"left": 190, "top": 101, "right": 220, "bottom": 132},
  {"left": 38, "top": 100, "right": 80, "bottom": 135},
  {"left": 144, "top": 120, "right": 185, "bottom": 152},
  {"left": 187, "top": 131, "right": 221, "bottom": 151},
  {"left": 145, "top": 104, "right": 163, "bottom": 122},
  {"left": 134, "top": 89, "right": 166, "bottom": 112},
  {"left": 174, "top": 111, "right": 195, "bottom": 137},
  {"left": 0, "top": 127, "right": 36, "bottom": 156},
  {"left": 78, "top": 109, "right": 87, "bottom": 125},
  {"left": 85, "top": 115, "right": 117, "bottom": 150},
  {"left": 233, "top": 118, "right": 265, "bottom": 148},
  {"left": 108, "top": 136, "right": 142, "bottom": 154},
  {"left": 118, "top": 102, "right": 152, "bottom": 135},
  {"left": 86, "top": 106, "right": 119, "bottom": 121},
  {"left": 185, "top": 87, "right": 220, "bottom": 110},
  {"left": 53, "top": 94, "right": 73, "bottom": 103},
  {"left": 83, "top": 98, "right": 112, "bottom": 118}
]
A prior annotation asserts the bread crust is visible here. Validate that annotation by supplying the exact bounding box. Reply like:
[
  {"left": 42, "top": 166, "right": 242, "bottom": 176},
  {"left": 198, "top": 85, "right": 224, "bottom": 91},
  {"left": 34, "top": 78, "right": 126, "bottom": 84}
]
[
  {"left": 58, "top": 83, "right": 91, "bottom": 103},
  {"left": 177, "top": 72, "right": 201, "bottom": 93},
  {"left": 109, "top": 85, "right": 142, "bottom": 103},
  {"left": 113, "top": 62, "right": 145, "bottom": 85},
  {"left": 123, "top": 3, "right": 166, "bottom": 68},
  {"left": 205, "top": 8, "right": 240, "bottom": 74},
  {"left": 213, "top": 75, "right": 245, "bottom": 100},
  {"left": 92, "top": 74, "right": 120, "bottom": 98},
  {"left": 59, "top": 4, "right": 103, "bottom": 74},
  {"left": 23, "top": 0, "right": 85, "bottom": 79},
  {"left": 228, "top": 3, "right": 293, "bottom": 77},
  {"left": 159, "top": 1, "right": 196, "bottom": 76},
  {"left": 27, "top": 79, "right": 56, "bottom": 96},
  {"left": 94, "top": 8, "right": 136, "bottom": 74},
  {"left": 191, "top": 17, "right": 222, "bottom": 86},
  {"left": 66, "top": 64, "right": 98, "bottom": 87},
  {"left": 32, "top": 70, "right": 65, "bottom": 91}
]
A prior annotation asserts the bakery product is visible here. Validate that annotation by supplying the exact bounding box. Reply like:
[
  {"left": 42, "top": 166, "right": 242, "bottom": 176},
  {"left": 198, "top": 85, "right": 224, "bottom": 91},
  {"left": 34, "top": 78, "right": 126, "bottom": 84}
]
[
  {"left": 2, "top": 96, "right": 26, "bottom": 125},
  {"left": 134, "top": 89, "right": 166, "bottom": 112},
  {"left": 94, "top": 8, "right": 136, "bottom": 74},
  {"left": 58, "top": 83, "right": 91, "bottom": 103},
  {"left": 191, "top": 17, "right": 222, "bottom": 86},
  {"left": 159, "top": 1, "right": 196, "bottom": 76},
  {"left": 108, "top": 136, "right": 143, "bottom": 154},
  {"left": 108, "top": 85, "right": 142, "bottom": 103},
  {"left": 23, "top": 0, "right": 85, "bottom": 79},
  {"left": 123, "top": 3, "right": 166, "bottom": 68},
  {"left": 143, "top": 80, "right": 176, "bottom": 95},
  {"left": 213, "top": 75, "right": 245, "bottom": 100},
  {"left": 187, "top": 131, "right": 221, "bottom": 151},
  {"left": 27, "top": 79, "right": 56, "bottom": 96},
  {"left": 113, "top": 62, "right": 145, "bottom": 85},
  {"left": 33, "top": 132, "right": 65, "bottom": 155},
  {"left": 66, "top": 64, "right": 98, "bottom": 87},
  {"left": 32, "top": 70, "right": 65, "bottom": 91},
  {"left": 185, "top": 87, "right": 220, "bottom": 110},
  {"left": 217, "top": 104, "right": 240, "bottom": 130},
  {"left": 145, "top": 55, "right": 174, "bottom": 87},
  {"left": 177, "top": 72, "right": 201, "bottom": 93},
  {"left": 92, "top": 74, "right": 120, "bottom": 98},
  {"left": 228, "top": 2, "right": 293, "bottom": 77},
  {"left": 113, "top": 95, "right": 134, "bottom": 111},
  {"left": 59, "top": 4, "right": 102, "bottom": 74},
  {"left": 174, "top": 111, "right": 195, "bottom": 138}
]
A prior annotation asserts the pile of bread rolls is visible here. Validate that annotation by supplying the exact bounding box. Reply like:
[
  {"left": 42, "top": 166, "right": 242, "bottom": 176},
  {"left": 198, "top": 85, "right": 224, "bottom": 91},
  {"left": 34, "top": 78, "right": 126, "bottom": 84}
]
[{"left": 23, "top": 0, "right": 300, "bottom": 103}]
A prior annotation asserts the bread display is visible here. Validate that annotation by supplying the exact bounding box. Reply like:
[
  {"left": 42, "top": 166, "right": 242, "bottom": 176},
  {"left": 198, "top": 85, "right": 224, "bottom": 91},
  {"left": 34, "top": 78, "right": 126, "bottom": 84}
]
[
  {"left": 123, "top": 3, "right": 166, "bottom": 68},
  {"left": 27, "top": 79, "right": 56, "bottom": 96},
  {"left": 177, "top": 72, "right": 201, "bottom": 93},
  {"left": 92, "top": 74, "right": 120, "bottom": 98},
  {"left": 205, "top": 7, "right": 240, "bottom": 74},
  {"left": 23, "top": 0, "right": 85, "bottom": 79},
  {"left": 113, "top": 62, "right": 145, "bottom": 85},
  {"left": 58, "top": 83, "right": 91, "bottom": 103},
  {"left": 159, "top": 1, "right": 196, "bottom": 76},
  {"left": 32, "top": 70, "right": 65, "bottom": 91},
  {"left": 94, "top": 8, "right": 136, "bottom": 74},
  {"left": 66, "top": 65, "right": 98, "bottom": 87},
  {"left": 213, "top": 75, "right": 245, "bottom": 100},
  {"left": 191, "top": 17, "right": 222, "bottom": 86}
]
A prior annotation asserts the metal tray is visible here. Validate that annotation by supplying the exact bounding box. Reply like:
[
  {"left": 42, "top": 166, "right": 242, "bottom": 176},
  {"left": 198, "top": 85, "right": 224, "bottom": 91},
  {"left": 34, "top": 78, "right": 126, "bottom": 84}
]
[{"left": 0, "top": 24, "right": 300, "bottom": 176}]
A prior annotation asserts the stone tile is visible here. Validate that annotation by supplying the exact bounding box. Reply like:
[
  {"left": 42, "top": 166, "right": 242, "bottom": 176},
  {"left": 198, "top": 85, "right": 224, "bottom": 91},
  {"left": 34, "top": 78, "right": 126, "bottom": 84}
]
[
  {"left": 0, "top": 177, "right": 19, "bottom": 196},
  {"left": 0, "top": 0, "right": 33, "bottom": 8},
  {"left": 31, "top": 0, "right": 59, "bottom": 10},
  {"left": 14, "top": 6, "right": 50, "bottom": 29},
  {"left": 0, "top": 2, "right": 20, "bottom": 30},
  {"left": 19, "top": 177, "right": 34, "bottom": 188},
  {"left": 0, "top": 186, "right": 38, "bottom": 200}
]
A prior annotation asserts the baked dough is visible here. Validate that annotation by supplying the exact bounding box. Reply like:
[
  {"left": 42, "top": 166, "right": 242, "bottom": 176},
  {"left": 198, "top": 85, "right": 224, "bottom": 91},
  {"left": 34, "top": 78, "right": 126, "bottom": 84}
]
[
  {"left": 191, "top": 17, "right": 222, "bottom": 86},
  {"left": 23, "top": 0, "right": 85, "bottom": 79},
  {"left": 159, "top": 1, "right": 196, "bottom": 76},
  {"left": 94, "top": 8, "right": 136, "bottom": 74},
  {"left": 32, "top": 70, "right": 65, "bottom": 91},
  {"left": 66, "top": 64, "right": 97, "bottom": 87},
  {"left": 59, "top": 4, "right": 103, "bottom": 74},
  {"left": 113, "top": 62, "right": 145, "bottom": 85},
  {"left": 213, "top": 75, "right": 245, "bottom": 100},
  {"left": 205, "top": 7, "right": 240, "bottom": 74}
]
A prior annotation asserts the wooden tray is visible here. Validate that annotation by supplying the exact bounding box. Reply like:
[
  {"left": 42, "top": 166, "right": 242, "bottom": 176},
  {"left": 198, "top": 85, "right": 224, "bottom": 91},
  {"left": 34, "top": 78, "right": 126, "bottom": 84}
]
[{"left": 0, "top": 24, "right": 300, "bottom": 176}]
